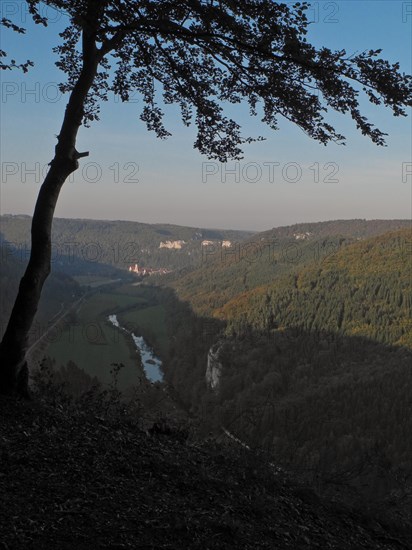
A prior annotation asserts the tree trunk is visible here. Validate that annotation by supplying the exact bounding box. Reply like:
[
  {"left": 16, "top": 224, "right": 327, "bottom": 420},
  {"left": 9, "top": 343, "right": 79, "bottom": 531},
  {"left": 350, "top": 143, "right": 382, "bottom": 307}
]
[{"left": 0, "top": 40, "right": 99, "bottom": 397}]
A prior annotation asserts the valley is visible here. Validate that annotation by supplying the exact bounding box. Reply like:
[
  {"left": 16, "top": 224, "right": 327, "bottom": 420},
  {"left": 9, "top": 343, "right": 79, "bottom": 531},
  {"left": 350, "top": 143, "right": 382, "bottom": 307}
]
[
  {"left": 44, "top": 282, "right": 169, "bottom": 391},
  {"left": 1, "top": 215, "right": 411, "bottom": 525},
  {"left": 2, "top": 3, "right": 411, "bottom": 545}
]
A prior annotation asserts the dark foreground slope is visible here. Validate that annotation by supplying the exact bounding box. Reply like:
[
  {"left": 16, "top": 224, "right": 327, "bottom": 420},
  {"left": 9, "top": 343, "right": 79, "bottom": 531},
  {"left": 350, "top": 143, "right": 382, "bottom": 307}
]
[{"left": 1, "top": 390, "right": 410, "bottom": 550}]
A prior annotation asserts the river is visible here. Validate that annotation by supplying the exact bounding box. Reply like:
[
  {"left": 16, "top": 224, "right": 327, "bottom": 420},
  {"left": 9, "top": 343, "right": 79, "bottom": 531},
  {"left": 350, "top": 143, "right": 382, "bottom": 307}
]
[{"left": 107, "top": 314, "right": 164, "bottom": 383}]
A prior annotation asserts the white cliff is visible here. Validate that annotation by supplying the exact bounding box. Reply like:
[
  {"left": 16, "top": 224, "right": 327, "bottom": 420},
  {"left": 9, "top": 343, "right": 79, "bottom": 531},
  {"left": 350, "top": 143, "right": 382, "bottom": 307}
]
[
  {"left": 159, "top": 240, "right": 186, "bottom": 249},
  {"left": 205, "top": 342, "right": 223, "bottom": 390}
]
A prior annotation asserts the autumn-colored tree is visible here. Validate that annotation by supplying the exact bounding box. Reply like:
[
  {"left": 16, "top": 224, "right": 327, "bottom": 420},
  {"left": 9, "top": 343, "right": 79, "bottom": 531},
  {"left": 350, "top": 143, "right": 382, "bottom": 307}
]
[{"left": 1, "top": 0, "right": 411, "bottom": 396}]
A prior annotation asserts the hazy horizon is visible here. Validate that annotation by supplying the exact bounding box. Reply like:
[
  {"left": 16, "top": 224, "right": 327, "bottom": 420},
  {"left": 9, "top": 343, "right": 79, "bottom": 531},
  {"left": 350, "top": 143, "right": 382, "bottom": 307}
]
[{"left": 1, "top": 211, "right": 410, "bottom": 234}]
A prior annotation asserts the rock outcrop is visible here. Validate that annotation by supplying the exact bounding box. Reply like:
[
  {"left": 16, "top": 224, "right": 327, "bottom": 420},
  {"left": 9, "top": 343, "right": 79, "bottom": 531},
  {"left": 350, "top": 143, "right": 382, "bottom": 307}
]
[{"left": 206, "top": 342, "right": 223, "bottom": 390}]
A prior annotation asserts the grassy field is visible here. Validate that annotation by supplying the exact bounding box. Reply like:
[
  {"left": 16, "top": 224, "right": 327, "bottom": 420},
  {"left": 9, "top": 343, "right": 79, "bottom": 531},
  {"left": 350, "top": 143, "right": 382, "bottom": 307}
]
[
  {"left": 73, "top": 275, "right": 118, "bottom": 286},
  {"left": 46, "top": 320, "right": 141, "bottom": 390},
  {"left": 46, "top": 284, "right": 168, "bottom": 390},
  {"left": 111, "top": 284, "right": 152, "bottom": 299},
  {"left": 79, "top": 291, "right": 145, "bottom": 318}
]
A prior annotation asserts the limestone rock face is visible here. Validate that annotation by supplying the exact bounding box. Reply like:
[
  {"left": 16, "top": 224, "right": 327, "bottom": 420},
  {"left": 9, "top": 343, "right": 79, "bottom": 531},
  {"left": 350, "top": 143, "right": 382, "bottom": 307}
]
[
  {"left": 159, "top": 240, "right": 186, "bottom": 249},
  {"left": 205, "top": 342, "right": 223, "bottom": 390}
]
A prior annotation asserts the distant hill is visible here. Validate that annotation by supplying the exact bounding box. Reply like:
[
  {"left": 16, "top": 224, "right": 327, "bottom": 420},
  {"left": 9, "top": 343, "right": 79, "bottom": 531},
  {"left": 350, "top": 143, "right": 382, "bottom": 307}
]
[
  {"left": 0, "top": 215, "right": 254, "bottom": 275},
  {"left": 168, "top": 219, "right": 411, "bottom": 315},
  {"left": 258, "top": 218, "right": 411, "bottom": 240},
  {"left": 217, "top": 228, "right": 412, "bottom": 348}
]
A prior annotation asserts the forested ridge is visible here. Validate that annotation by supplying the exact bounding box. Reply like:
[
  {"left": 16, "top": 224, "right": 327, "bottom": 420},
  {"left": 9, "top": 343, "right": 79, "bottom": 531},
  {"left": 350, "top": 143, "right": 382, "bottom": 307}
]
[
  {"left": 157, "top": 228, "right": 412, "bottom": 521},
  {"left": 169, "top": 220, "right": 411, "bottom": 316},
  {"left": 257, "top": 218, "right": 411, "bottom": 240},
  {"left": 217, "top": 228, "right": 412, "bottom": 348},
  {"left": 0, "top": 215, "right": 253, "bottom": 274}
]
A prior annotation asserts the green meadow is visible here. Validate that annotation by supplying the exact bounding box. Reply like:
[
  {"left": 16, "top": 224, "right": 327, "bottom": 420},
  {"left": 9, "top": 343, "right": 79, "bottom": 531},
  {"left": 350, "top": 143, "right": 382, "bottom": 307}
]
[
  {"left": 46, "top": 284, "right": 167, "bottom": 390},
  {"left": 73, "top": 275, "right": 113, "bottom": 286}
]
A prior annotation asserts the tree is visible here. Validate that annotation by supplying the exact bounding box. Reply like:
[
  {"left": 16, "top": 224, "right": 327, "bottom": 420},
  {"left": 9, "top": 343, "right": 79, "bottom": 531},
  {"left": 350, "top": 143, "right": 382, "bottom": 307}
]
[{"left": 0, "top": 0, "right": 411, "bottom": 396}]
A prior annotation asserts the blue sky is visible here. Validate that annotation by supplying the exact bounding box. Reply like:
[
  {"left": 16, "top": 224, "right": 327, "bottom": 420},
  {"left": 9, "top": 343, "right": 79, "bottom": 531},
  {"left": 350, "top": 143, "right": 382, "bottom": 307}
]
[{"left": 0, "top": 0, "right": 411, "bottom": 231}]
